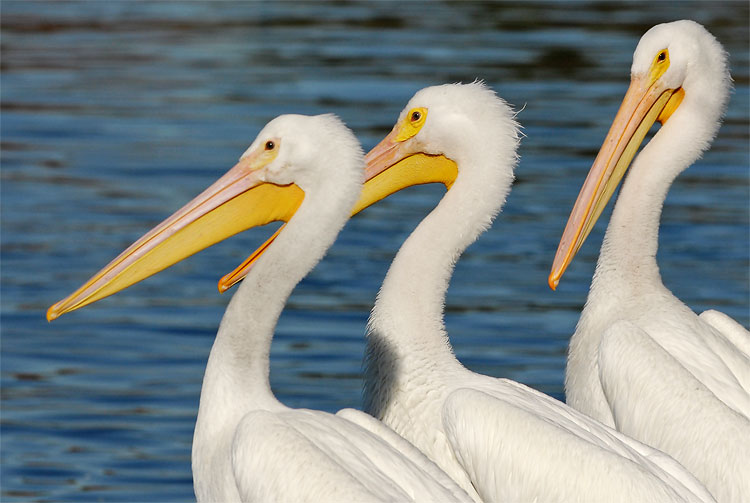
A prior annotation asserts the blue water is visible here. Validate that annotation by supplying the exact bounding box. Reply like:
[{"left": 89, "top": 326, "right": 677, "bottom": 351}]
[{"left": 2, "top": 2, "right": 748, "bottom": 501}]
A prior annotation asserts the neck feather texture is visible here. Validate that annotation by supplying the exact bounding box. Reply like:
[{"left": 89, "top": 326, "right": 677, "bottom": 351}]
[
  {"left": 201, "top": 187, "right": 354, "bottom": 415},
  {"left": 191, "top": 182, "right": 356, "bottom": 501},
  {"left": 364, "top": 132, "right": 517, "bottom": 416},
  {"left": 591, "top": 96, "right": 721, "bottom": 299}
]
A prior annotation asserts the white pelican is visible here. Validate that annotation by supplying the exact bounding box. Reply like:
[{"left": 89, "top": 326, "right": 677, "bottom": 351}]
[
  {"left": 48, "top": 114, "right": 472, "bottom": 502},
  {"left": 548, "top": 21, "right": 750, "bottom": 501},
  {"left": 359, "top": 82, "right": 714, "bottom": 502}
]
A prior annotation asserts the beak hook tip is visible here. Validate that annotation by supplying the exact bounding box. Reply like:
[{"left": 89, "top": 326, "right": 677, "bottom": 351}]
[
  {"left": 46, "top": 305, "right": 60, "bottom": 322},
  {"left": 548, "top": 274, "right": 560, "bottom": 291}
]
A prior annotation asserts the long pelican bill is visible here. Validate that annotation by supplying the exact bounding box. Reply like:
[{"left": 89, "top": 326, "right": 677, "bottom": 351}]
[
  {"left": 548, "top": 73, "right": 684, "bottom": 291},
  {"left": 218, "top": 124, "right": 459, "bottom": 292},
  {"left": 47, "top": 150, "right": 305, "bottom": 321}
]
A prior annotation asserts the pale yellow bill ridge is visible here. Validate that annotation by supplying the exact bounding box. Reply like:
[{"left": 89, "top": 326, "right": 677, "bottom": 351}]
[{"left": 549, "top": 48, "right": 684, "bottom": 290}]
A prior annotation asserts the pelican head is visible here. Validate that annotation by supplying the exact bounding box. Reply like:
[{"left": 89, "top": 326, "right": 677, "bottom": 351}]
[
  {"left": 241, "top": 114, "right": 363, "bottom": 192},
  {"left": 361, "top": 81, "right": 519, "bottom": 205},
  {"left": 48, "top": 114, "right": 362, "bottom": 321},
  {"left": 549, "top": 20, "right": 730, "bottom": 290}
]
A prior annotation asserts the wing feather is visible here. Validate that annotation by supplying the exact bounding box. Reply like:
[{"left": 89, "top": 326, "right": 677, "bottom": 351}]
[
  {"left": 598, "top": 321, "right": 750, "bottom": 502},
  {"left": 443, "top": 387, "right": 711, "bottom": 502},
  {"left": 232, "top": 409, "right": 472, "bottom": 502}
]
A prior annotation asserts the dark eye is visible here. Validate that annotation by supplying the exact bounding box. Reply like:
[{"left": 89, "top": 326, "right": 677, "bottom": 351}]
[
  {"left": 264, "top": 140, "right": 275, "bottom": 151},
  {"left": 657, "top": 51, "right": 666, "bottom": 62},
  {"left": 411, "top": 111, "right": 421, "bottom": 122}
]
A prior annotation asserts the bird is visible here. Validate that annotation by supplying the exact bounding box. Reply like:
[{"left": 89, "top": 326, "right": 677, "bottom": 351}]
[
  {"left": 48, "top": 114, "right": 472, "bottom": 502},
  {"left": 548, "top": 20, "right": 750, "bottom": 501},
  {"left": 360, "top": 81, "right": 715, "bottom": 502}
]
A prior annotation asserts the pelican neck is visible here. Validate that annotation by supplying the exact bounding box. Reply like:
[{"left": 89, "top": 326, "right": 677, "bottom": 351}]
[
  {"left": 590, "top": 102, "right": 711, "bottom": 297},
  {"left": 368, "top": 146, "right": 514, "bottom": 378},
  {"left": 592, "top": 153, "right": 669, "bottom": 294},
  {"left": 204, "top": 188, "right": 356, "bottom": 410}
]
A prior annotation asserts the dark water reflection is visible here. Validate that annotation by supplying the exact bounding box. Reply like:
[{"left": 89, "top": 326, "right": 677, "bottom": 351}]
[{"left": 2, "top": 1, "right": 748, "bottom": 501}]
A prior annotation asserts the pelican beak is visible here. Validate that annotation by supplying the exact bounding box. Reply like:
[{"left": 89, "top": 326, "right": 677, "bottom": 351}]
[
  {"left": 218, "top": 120, "right": 459, "bottom": 292},
  {"left": 47, "top": 146, "right": 305, "bottom": 321},
  {"left": 353, "top": 123, "right": 458, "bottom": 215},
  {"left": 548, "top": 72, "right": 684, "bottom": 290}
]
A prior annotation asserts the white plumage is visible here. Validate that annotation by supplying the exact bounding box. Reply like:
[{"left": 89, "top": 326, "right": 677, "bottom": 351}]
[
  {"left": 49, "top": 114, "right": 472, "bottom": 503},
  {"left": 183, "top": 115, "right": 472, "bottom": 502},
  {"left": 549, "top": 21, "right": 750, "bottom": 502},
  {"left": 362, "top": 82, "right": 714, "bottom": 502}
]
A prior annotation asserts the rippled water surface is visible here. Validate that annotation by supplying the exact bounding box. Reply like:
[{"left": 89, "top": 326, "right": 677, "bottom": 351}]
[{"left": 2, "top": 1, "right": 748, "bottom": 501}]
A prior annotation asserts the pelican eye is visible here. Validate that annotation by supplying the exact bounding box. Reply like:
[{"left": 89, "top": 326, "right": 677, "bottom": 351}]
[
  {"left": 396, "top": 107, "right": 428, "bottom": 142},
  {"left": 648, "top": 49, "right": 670, "bottom": 83},
  {"left": 264, "top": 140, "right": 275, "bottom": 151}
]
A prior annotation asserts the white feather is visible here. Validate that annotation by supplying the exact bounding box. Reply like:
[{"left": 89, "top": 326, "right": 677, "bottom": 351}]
[
  {"left": 564, "top": 21, "right": 750, "bottom": 502},
  {"left": 191, "top": 114, "right": 472, "bottom": 503},
  {"left": 364, "top": 82, "right": 713, "bottom": 502}
]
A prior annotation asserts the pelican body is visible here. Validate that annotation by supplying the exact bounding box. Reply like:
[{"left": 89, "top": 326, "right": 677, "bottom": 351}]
[
  {"left": 549, "top": 21, "right": 750, "bottom": 502},
  {"left": 49, "top": 114, "right": 471, "bottom": 502},
  {"left": 361, "top": 82, "right": 714, "bottom": 502}
]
